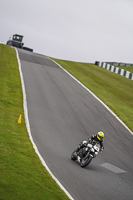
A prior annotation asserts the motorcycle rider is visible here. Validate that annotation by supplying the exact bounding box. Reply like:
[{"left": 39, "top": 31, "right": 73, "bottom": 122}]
[{"left": 76, "top": 131, "right": 104, "bottom": 157}]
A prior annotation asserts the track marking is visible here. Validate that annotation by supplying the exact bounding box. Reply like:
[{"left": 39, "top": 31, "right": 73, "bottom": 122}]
[
  {"left": 100, "top": 163, "right": 127, "bottom": 173},
  {"left": 15, "top": 48, "right": 74, "bottom": 200}
]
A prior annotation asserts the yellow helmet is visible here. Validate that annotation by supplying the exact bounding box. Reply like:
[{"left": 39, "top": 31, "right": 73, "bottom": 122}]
[{"left": 97, "top": 131, "right": 104, "bottom": 141}]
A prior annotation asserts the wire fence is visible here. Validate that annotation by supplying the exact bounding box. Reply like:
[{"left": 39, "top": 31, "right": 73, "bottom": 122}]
[{"left": 101, "top": 62, "right": 133, "bottom": 67}]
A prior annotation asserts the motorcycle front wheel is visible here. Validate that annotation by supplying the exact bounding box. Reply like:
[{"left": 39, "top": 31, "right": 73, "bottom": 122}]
[{"left": 80, "top": 156, "right": 92, "bottom": 168}]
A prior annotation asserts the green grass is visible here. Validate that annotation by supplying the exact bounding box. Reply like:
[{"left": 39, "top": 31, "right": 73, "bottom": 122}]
[
  {"left": 0, "top": 44, "right": 70, "bottom": 200},
  {"left": 117, "top": 66, "right": 133, "bottom": 73},
  {"left": 52, "top": 58, "right": 133, "bottom": 132}
]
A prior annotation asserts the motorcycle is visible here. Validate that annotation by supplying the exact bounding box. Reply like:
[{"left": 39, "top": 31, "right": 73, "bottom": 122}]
[{"left": 71, "top": 140, "right": 101, "bottom": 168}]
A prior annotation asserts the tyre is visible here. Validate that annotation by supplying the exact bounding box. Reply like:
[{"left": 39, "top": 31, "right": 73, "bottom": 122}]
[
  {"left": 71, "top": 150, "right": 77, "bottom": 161},
  {"left": 80, "top": 156, "right": 92, "bottom": 168}
]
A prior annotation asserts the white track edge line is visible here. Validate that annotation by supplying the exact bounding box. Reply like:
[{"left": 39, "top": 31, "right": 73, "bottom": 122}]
[
  {"left": 15, "top": 48, "right": 74, "bottom": 200},
  {"left": 50, "top": 58, "right": 133, "bottom": 136}
]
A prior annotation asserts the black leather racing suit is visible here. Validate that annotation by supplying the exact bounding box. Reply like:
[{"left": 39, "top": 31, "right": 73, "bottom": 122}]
[
  {"left": 90, "top": 134, "right": 104, "bottom": 150},
  {"left": 76, "top": 134, "right": 104, "bottom": 153}
]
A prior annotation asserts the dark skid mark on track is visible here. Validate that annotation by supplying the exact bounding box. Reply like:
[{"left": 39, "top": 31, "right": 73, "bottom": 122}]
[{"left": 19, "top": 52, "right": 58, "bottom": 68}]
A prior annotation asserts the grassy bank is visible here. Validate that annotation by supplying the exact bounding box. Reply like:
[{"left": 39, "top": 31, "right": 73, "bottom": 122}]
[
  {"left": 52, "top": 58, "right": 133, "bottom": 132},
  {"left": 117, "top": 66, "right": 133, "bottom": 73},
  {"left": 0, "top": 44, "right": 70, "bottom": 200}
]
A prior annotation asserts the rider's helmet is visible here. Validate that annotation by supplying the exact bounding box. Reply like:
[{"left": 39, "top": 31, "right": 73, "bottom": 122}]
[{"left": 97, "top": 131, "right": 104, "bottom": 141}]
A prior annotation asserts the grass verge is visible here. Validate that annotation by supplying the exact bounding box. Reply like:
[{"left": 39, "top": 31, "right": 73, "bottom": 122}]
[
  {"left": 52, "top": 58, "right": 133, "bottom": 132},
  {"left": 117, "top": 66, "right": 133, "bottom": 73},
  {"left": 0, "top": 44, "right": 70, "bottom": 200}
]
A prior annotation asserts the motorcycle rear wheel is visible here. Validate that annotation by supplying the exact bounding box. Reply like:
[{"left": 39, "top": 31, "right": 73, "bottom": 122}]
[{"left": 71, "top": 150, "right": 77, "bottom": 161}]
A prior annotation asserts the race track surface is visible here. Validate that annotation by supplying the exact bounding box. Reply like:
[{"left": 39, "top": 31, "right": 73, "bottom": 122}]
[{"left": 18, "top": 49, "right": 133, "bottom": 200}]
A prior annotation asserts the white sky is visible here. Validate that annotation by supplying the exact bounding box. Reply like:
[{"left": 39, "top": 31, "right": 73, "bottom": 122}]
[{"left": 0, "top": 0, "right": 133, "bottom": 63}]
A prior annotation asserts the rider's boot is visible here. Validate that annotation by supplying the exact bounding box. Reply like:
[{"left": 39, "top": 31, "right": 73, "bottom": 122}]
[{"left": 75, "top": 143, "right": 83, "bottom": 152}]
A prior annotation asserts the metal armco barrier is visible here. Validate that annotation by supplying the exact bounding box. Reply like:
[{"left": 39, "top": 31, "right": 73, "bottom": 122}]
[{"left": 95, "top": 62, "right": 133, "bottom": 80}]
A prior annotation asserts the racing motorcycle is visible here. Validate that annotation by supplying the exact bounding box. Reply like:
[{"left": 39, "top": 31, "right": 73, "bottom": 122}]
[{"left": 71, "top": 140, "right": 101, "bottom": 168}]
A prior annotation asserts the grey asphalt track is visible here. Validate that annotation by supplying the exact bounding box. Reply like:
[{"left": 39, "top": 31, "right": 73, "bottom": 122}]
[{"left": 18, "top": 49, "right": 133, "bottom": 200}]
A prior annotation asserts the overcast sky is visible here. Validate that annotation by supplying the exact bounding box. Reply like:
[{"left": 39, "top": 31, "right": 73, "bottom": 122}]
[{"left": 0, "top": 0, "right": 133, "bottom": 63}]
